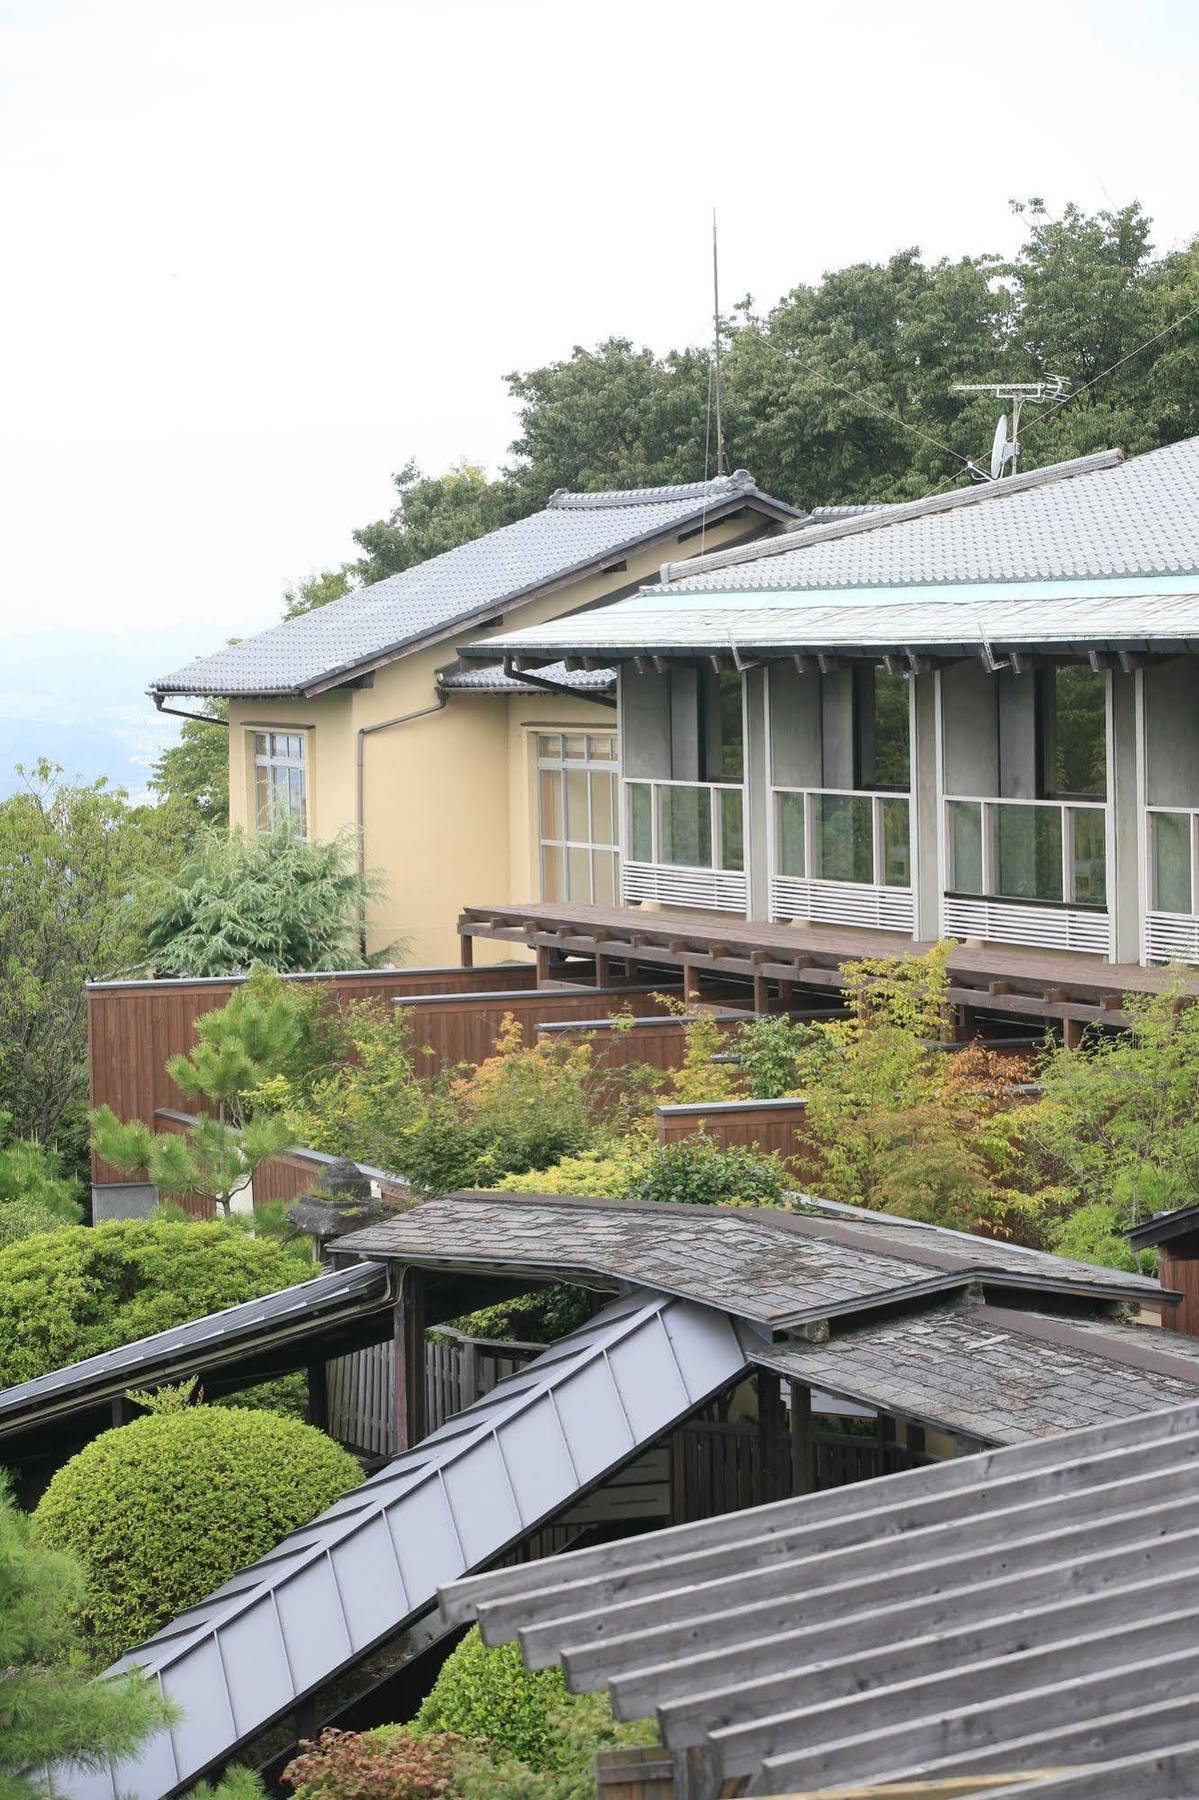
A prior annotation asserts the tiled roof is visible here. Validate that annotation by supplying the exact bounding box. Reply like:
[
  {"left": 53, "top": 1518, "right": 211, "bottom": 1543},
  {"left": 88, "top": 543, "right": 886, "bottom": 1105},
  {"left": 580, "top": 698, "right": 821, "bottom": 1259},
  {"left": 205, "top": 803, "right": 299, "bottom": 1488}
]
[
  {"left": 335, "top": 1192, "right": 1163, "bottom": 1327},
  {"left": 437, "top": 659, "right": 615, "bottom": 695},
  {"left": 760, "top": 1301, "right": 1199, "bottom": 1444},
  {"left": 442, "top": 1398, "right": 1199, "bottom": 1796},
  {"left": 661, "top": 436, "right": 1199, "bottom": 591},
  {"left": 149, "top": 472, "right": 793, "bottom": 700}
]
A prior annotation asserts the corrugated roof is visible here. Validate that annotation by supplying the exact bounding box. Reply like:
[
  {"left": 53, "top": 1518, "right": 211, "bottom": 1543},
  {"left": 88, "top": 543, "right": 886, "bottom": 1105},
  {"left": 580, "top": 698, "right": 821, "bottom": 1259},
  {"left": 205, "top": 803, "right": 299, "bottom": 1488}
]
[
  {"left": 64, "top": 1287, "right": 750, "bottom": 1800},
  {"left": 149, "top": 473, "right": 794, "bottom": 700},
  {"left": 441, "top": 1397, "right": 1199, "bottom": 1795},
  {"left": 660, "top": 437, "right": 1199, "bottom": 592},
  {"left": 437, "top": 659, "right": 615, "bottom": 695},
  {"left": 0, "top": 1261, "right": 391, "bottom": 1449},
  {"left": 459, "top": 586, "right": 1199, "bottom": 663},
  {"left": 336, "top": 1192, "right": 1164, "bottom": 1328}
]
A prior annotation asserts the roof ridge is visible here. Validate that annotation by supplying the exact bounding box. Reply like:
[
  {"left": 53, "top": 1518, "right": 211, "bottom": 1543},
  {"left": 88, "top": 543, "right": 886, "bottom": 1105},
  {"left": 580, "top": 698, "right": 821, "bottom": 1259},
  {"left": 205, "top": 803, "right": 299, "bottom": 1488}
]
[
  {"left": 658, "top": 449, "right": 1124, "bottom": 587},
  {"left": 550, "top": 469, "right": 758, "bottom": 509}
]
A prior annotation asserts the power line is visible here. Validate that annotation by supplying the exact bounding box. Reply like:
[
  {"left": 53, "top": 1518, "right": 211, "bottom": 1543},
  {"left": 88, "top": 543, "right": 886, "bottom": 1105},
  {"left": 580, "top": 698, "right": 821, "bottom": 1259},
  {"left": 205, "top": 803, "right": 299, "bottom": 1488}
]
[{"left": 1016, "top": 292, "right": 1199, "bottom": 449}]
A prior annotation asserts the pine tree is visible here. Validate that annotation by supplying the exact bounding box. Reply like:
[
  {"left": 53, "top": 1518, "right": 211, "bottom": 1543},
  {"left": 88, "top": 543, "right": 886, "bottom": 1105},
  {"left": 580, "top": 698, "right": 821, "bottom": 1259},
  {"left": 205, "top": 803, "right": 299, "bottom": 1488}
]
[{"left": 0, "top": 1479, "right": 170, "bottom": 1799}]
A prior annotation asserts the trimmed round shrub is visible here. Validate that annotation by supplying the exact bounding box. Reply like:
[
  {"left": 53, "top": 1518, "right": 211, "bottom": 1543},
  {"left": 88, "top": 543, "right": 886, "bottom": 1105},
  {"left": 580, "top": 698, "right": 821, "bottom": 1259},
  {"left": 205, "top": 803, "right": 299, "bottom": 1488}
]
[
  {"left": 0, "top": 1219, "right": 313, "bottom": 1388},
  {"left": 34, "top": 1407, "right": 361, "bottom": 1663},
  {"left": 625, "top": 1135, "right": 786, "bottom": 1208},
  {"left": 414, "top": 1627, "right": 569, "bottom": 1771}
]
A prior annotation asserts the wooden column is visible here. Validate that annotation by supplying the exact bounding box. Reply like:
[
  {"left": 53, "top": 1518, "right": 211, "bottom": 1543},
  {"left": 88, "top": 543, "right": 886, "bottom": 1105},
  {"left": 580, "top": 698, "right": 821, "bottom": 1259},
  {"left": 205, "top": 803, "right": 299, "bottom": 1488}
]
[
  {"left": 789, "top": 1379, "right": 815, "bottom": 1495},
  {"left": 391, "top": 1266, "right": 427, "bottom": 1454},
  {"left": 535, "top": 942, "right": 553, "bottom": 984},
  {"left": 459, "top": 928, "right": 473, "bottom": 968},
  {"left": 595, "top": 951, "right": 612, "bottom": 989},
  {"left": 756, "top": 1369, "right": 787, "bottom": 1502}
]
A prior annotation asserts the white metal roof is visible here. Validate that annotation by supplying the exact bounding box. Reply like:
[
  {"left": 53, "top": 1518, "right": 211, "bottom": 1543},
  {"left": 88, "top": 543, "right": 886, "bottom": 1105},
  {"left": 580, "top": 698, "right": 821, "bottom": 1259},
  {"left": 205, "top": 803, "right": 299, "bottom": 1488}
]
[{"left": 62, "top": 1288, "right": 749, "bottom": 1800}]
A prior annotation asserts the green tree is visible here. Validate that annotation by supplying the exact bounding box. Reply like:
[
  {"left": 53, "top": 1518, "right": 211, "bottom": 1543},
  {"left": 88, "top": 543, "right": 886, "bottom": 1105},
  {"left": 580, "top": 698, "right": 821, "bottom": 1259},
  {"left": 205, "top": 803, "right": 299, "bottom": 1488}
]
[
  {"left": 91, "top": 973, "right": 316, "bottom": 1217},
  {"left": 149, "top": 700, "right": 230, "bottom": 830},
  {"left": 0, "top": 761, "right": 164, "bottom": 1159},
  {"left": 135, "top": 826, "right": 392, "bottom": 976},
  {"left": 0, "top": 1477, "right": 171, "bottom": 1796},
  {"left": 283, "top": 566, "right": 358, "bottom": 620}
]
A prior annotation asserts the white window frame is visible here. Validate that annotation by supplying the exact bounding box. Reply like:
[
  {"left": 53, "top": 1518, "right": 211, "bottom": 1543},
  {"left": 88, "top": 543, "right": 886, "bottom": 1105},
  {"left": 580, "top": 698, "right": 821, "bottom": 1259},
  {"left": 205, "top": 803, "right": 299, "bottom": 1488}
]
[
  {"left": 250, "top": 729, "right": 309, "bottom": 836},
  {"left": 535, "top": 730, "right": 619, "bottom": 905}
]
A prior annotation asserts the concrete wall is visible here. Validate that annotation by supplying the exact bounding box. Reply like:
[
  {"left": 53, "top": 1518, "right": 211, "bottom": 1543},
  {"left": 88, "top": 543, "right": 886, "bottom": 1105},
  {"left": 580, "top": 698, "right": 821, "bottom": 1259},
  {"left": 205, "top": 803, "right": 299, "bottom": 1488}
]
[
  {"left": 228, "top": 512, "right": 772, "bottom": 965},
  {"left": 941, "top": 661, "right": 999, "bottom": 796},
  {"left": 1144, "top": 660, "right": 1199, "bottom": 807}
]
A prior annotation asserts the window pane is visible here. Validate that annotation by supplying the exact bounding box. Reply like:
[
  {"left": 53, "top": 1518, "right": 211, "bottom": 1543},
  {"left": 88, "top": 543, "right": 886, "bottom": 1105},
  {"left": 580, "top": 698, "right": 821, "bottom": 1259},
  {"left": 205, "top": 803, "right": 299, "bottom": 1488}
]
[
  {"left": 564, "top": 769, "right": 589, "bottom": 842},
  {"left": 587, "top": 734, "right": 615, "bottom": 762},
  {"left": 880, "top": 797, "right": 911, "bottom": 888},
  {"left": 872, "top": 671, "right": 911, "bottom": 788},
  {"left": 661, "top": 786, "right": 712, "bottom": 868},
  {"left": 1051, "top": 666, "right": 1106, "bottom": 797},
  {"left": 948, "top": 801, "right": 983, "bottom": 895},
  {"left": 719, "top": 788, "right": 744, "bottom": 873},
  {"left": 717, "top": 672, "right": 744, "bottom": 781},
  {"left": 567, "top": 846, "right": 591, "bottom": 901},
  {"left": 813, "top": 793, "right": 872, "bottom": 884},
  {"left": 628, "top": 783, "right": 652, "bottom": 862},
  {"left": 288, "top": 734, "right": 303, "bottom": 760},
  {"left": 562, "top": 735, "right": 586, "bottom": 759},
  {"left": 777, "top": 792, "right": 805, "bottom": 878},
  {"left": 255, "top": 766, "right": 271, "bottom": 831},
  {"left": 590, "top": 772, "right": 615, "bottom": 846},
  {"left": 288, "top": 766, "right": 305, "bottom": 826},
  {"left": 539, "top": 770, "right": 563, "bottom": 840},
  {"left": 1070, "top": 809, "right": 1107, "bottom": 907},
  {"left": 253, "top": 732, "right": 269, "bottom": 760},
  {"left": 541, "top": 845, "right": 564, "bottom": 901},
  {"left": 996, "top": 804, "right": 1062, "bottom": 903},
  {"left": 1154, "top": 812, "right": 1193, "bottom": 913},
  {"left": 593, "top": 849, "right": 617, "bottom": 906},
  {"left": 536, "top": 733, "right": 560, "bottom": 760}
]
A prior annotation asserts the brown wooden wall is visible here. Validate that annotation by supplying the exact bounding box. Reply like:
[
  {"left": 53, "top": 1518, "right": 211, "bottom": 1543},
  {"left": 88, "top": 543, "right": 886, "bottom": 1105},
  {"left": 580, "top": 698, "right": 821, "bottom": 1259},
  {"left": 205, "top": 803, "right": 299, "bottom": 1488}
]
[
  {"left": 655, "top": 1097, "right": 810, "bottom": 1165},
  {"left": 88, "top": 963, "right": 536, "bottom": 1183},
  {"left": 535, "top": 1011, "right": 739, "bottom": 1075},
  {"left": 1159, "top": 1249, "right": 1199, "bottom": 1337},
  {"left": 401, "top": 985, "right": 678, "bottom": 1077}
]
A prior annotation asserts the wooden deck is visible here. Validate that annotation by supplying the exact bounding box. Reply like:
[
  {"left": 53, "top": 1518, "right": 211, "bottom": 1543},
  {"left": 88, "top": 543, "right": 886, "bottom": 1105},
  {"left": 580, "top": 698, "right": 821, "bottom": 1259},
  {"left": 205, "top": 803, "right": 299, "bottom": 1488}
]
[{"left": 458, "top": 900, "right": 1199, "bottom": 1033}]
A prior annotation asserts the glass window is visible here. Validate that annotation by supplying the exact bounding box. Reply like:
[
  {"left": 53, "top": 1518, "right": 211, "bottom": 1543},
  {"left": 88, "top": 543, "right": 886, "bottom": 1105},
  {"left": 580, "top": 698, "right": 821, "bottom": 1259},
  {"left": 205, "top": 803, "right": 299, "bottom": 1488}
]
[
  {"left": 628, "top": 783, "right": 652, "bottom": 863},
  {"left": 719, "top": 788, "right": 744, "bottom": 873},
  {"left": 777, "top": 792, "right": 805, "bottom": 879},
  {"left": 813, "top": 794, "right": 873, "bottom": 884},
  {"left": 948, "top": 800, "right": 984, "bottom": 895},
  {"left": 1154, "top": 812, "right": 1193, "bottom": 914},
  {"left": 996, "top": 804, "right": 1063, "bottom": 903},
  {"left": 880, "top": 797, "right": 911, "bottom": 888},
  {"left": 536, "top": 731, "right": 618, "bottom": 902},
  {"left": 661, "top": 785, "right": 712, "bottom": 868},
  {"left": 861, "top": 669, "right": 911, "bottom": 790},
  {"left": 1070, "top": 809, "right": 1107, "bottom": 908},
  {"left": 1045, "top": 666, "right": 1106, "bottom": 797},
  {"left": 252, "top": 730, "right": 307, "bottom": 835}
]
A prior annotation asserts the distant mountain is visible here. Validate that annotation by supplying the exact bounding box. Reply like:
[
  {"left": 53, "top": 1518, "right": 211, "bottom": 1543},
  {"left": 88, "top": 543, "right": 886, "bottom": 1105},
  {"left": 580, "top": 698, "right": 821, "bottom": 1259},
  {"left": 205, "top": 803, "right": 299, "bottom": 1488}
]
[{"left": 0, "top": 626, "right": 227, "bottom": 801}]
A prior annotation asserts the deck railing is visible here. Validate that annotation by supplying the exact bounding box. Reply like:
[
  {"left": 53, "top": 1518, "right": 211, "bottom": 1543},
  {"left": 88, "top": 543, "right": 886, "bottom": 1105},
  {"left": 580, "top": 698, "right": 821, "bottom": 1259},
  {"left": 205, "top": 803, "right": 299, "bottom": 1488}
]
[
  {"left": 769, "top": 785, "right": 914, "bottom": 932},
  {"left": 622, "top": 778, "right": 748, "bottom": 911},
  {"left": 1146, "top": 805, "right": 1199, "bottom": 963},
  {"left": 942, "top": 794, "right": 1111, "bottom": 955}
]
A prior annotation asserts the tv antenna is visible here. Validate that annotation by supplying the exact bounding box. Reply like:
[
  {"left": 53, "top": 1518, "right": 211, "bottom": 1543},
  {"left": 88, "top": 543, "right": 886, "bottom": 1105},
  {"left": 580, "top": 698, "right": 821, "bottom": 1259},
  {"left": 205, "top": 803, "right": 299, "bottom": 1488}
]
[
  {"left": 953, "top": 377, "right": 1068, "bottom": 479},
  {"left": 712, "top": 210, "right": 726, "bottom": 477}
]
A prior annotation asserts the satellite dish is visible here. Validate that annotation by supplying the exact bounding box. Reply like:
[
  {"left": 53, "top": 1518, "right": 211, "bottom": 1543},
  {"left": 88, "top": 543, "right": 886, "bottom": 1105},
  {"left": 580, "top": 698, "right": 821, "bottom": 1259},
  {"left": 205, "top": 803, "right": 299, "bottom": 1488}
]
[{"left": 990, "top": 413, "right": 1010, "bottom": 481}]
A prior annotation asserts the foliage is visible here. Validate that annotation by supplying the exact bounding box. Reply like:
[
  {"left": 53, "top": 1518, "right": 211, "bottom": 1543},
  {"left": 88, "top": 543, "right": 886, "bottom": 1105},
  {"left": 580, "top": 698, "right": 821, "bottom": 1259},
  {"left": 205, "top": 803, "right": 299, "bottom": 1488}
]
[
  {"left": 0, "top": 1219, "right": 312, "bottom": 1389},
  {"left": 124, "top": 1376, "right": 199, "bottom": 1414},
  {"left": 489, "top": 1145, "right": 639, "bottom": 1197},
  {"left": 283, "top": 1727, "right": 464, "bottom": 1800},
  {"left": 415, "top": 1629, "right": 570, "bottom": 1772},
  {"left": 733, "top": 1014, "right": 828, "bottom": 1099},
  {"left": 1049, "top": 1201, "right": 1147, "bottom": 1274},
  {"left": 149, "top": 699, "right": 230, "bottom": 832},
  {"left": 136, "top": 826, "right": 392, "bottom": 977},
  {"left": 190, "top": 1770, "right": 269, "bottom": 1800},
  {"left": 0, "top": 1119, "right": 84, "bottom": 1249},
  {"left": 0, "top": 1199, "right": 75, "bottom": 1251},
  {"left": 660, "top": 1005, "right": 741, "bottom": 1105},
  {"left": 92, "top": 972, "right": 325, "bottom": 1216},
  {"left": 265, "top": 999, "right": 426, "bottom": 1169},
  {"left": 0, "top": 1476, "right": 172, "bottom": 1797},
  {"left": 626, "top": 1134, "right": 787, "bottom": 1209},
  {"left": 1019, "top": 984, "right": 1199, "bottom": 1228},
  {"left": 0, "top": 760, "right": 166, "bottom": 1158},
  {"left": 447, "top": 1283, "right": 593, "bottom": 1345},
  {"left": 34, "top": 1407, "right": 361, "bottom": 1665}
]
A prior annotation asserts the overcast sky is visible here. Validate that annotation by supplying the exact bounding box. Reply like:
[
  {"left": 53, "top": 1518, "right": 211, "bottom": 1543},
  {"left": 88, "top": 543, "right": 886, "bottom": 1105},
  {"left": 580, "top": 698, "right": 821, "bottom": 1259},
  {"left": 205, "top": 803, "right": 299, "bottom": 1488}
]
[{"left": 2, "top": 0, "right": 1198, "bottom": 672}]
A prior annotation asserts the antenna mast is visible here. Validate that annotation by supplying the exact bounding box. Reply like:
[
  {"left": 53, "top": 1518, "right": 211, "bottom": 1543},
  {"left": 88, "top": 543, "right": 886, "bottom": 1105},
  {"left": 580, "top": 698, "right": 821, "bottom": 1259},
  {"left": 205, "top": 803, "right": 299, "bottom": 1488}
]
[
  {"left": 953, "top": 377, "right": 1068, "bottom": 479},
  {"left": 712, "top": 211, "right": 726, "bottom": 477}
]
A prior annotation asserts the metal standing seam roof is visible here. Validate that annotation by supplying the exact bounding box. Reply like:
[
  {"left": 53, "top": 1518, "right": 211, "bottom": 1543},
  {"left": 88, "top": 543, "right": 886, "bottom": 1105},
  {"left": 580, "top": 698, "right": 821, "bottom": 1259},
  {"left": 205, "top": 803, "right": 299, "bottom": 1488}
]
[
  {"left": 63, "top": 1287, "right": 750, "bottom": 1800},
  {"left": 658, "top": 435, "right": 1199, "bottom": 592},
  {"left": 440, "top": 1397, "right": 1199, "bottom": 1796},
  {"left": 148, "top": 473, "right": 795, "bottom": 700},
  {"left": 0, "top": 1260, "right": 392, "bottom": 1444},
  {"left": 334, "top": 1192, "right": 1167, "bottom": 1330},
  {"left": 457, "top": 587, "right": 1199, "bottom": 664}
]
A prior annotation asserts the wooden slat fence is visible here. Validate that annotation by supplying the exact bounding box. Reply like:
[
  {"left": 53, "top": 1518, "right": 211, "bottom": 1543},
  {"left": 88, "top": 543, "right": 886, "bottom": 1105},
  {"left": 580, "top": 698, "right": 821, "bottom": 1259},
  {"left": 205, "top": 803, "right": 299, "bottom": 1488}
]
[
  {"left": 655, "top": 1097, "right": 810, "bottom": 1164},
  {"left": 151, "top": 1109, "right": 411, "bottom": 1222},
  {"left": 88, "top": 963, "right": 536, "bottom": 1182},
  {"left": 399, "top": 984, "right": 681, "bottom": 1076},
  {"left": 327, "top": 1329, "right": 543, "bottom": 1458},
  {"left": 535, "top": 1010, "right": 741, "bottom": 1076}
]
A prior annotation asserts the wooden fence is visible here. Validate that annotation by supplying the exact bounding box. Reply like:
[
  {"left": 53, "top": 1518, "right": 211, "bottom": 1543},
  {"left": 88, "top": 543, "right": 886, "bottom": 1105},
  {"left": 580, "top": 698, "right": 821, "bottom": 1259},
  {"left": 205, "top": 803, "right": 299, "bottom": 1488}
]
[
  {"left": 655, "top": 1096, "right": 810, "bottom": 1162},
  {"left": 87, "top": 963, "right": 538, "bottom": 1183},
  {"left": 398, "top": 984, "right": 680, "bottom": 1077},
  {"left": 327, "top": 1328, "right": 543, "bottom": 1458}
]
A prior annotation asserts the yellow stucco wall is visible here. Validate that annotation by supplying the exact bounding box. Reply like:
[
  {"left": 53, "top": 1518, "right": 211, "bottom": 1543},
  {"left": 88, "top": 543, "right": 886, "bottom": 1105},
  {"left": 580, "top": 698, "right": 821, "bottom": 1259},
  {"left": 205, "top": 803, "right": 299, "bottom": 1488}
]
[{"left": 228, "top": 512, "right": 773, "bottom": 967}]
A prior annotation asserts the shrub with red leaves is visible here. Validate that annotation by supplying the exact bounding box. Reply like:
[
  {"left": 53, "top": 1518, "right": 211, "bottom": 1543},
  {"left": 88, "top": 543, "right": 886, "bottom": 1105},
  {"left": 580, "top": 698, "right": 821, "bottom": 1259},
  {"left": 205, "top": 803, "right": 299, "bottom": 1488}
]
[{"left": 281, "top": 1727, "right": 464, "bottom": 1800}]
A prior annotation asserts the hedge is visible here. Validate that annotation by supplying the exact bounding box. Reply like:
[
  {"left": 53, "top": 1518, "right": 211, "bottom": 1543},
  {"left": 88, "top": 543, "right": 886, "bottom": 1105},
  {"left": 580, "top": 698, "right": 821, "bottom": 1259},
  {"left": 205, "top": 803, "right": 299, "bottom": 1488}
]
[
  {"left": 414, "top": 1627, "right": 569, "bottom": 1771},
  {"left": 34, "top": 1407, "right": 360, "bottom": 1664},
  {"left": 0, "top": 1219, "right": 313, "bottom": 1388}
]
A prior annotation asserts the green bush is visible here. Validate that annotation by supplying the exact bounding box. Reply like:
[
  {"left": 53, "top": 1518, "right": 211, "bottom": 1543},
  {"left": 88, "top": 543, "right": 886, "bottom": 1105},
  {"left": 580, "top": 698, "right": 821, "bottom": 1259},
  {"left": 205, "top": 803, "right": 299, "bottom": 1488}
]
[
  {"left": 0, "top": 1198, "right": 75, "bottom": 1251},
  {"left": 415, "top": 1628, "right": 570, "bottom": 1771},
  {"left": 0, "top": 1219, "right": 313, "bottom": 1388},
  {"left": 283, "top": 1727, "right": 463, "bottom": 1800},
  {"left": 448, "top": 1284, "right": 592, "bottom": 1345},
  {"left": 1049, "top": 1200, "right": 1150, "bottom": 1273},
  {"left": 625, "top": 1134, "right": 786, "bottom": 1208},
  {"left": 733, "top": 1014, "right": 826, "bottom": 1099},
  {"left": 34, "top": 1407, "right": 361, "bottom": 1664},
  {"left": 488, "top": 1147, "right": 639, "bottom": 1198}
]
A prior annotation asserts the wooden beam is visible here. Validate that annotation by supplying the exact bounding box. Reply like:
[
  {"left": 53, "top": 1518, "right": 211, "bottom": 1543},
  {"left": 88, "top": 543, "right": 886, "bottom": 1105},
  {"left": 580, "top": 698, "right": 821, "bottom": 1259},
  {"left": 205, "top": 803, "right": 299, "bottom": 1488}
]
[
  {"left": 458, "top": 928, "right": 474, "bottom": 969},
  {"left": 789, "top": 1380, "right": 814, "bottom": 1496},
  {"left": 391, "top": 1267, "right": 427, "bottom": 1455}
]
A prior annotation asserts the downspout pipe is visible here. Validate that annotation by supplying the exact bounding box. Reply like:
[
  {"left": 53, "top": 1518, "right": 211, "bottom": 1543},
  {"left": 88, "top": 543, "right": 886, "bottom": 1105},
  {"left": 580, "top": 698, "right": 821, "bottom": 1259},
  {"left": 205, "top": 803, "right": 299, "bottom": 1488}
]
[
  {"left": 501, "top": 656, "right": 617, "bottom": 709},
  {"left": 152, "top": 693, "right": 230, "bottom": 728},
  {"left": 355, "top": 691, "right": 448, "bottom": 955}
]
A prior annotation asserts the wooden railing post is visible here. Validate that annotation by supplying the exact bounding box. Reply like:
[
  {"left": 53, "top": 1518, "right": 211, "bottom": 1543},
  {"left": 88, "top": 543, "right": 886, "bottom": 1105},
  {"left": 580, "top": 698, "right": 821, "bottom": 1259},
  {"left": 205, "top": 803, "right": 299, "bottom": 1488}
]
[
  {"left": 789, "top": 1379, "right": 815, "bottom": 1495},
  {"left": 391, "top": 1267, "right": 427, "bottom": 1454}
]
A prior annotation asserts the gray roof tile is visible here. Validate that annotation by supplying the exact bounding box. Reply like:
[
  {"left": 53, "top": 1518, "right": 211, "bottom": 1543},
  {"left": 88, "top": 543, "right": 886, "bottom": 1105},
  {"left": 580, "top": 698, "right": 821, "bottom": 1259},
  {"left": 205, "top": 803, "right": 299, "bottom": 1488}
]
[
  {"left": 436, "top": 659, "right": 615, "bottom": 694},
  {"left": 150, "top": 473, "right": 791, "bottom": 699}
]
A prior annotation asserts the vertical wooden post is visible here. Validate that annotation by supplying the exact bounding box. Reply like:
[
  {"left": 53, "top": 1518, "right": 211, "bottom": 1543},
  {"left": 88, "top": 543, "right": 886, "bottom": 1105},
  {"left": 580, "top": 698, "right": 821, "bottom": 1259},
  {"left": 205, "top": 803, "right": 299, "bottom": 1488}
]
[
  {"left": 307, "top": 1356, "right": 329, "bottom": 1432},
  {"left": 756, "top": 1369, "right": 786, "bottom": 1502},
  {"left": 683, "top": 962, "right": 701, "bottom": 1006},
  {"left": 459, "top": 928, "right": 473, "bottom": 968},
  {"left": 535, "top": 942, "right": 553, "bottom": 985},
  {"left": 111, "top": 1395, "right": 135, "bottom": 1429},
  {"left": 392, "top": 1267, "right": 427, "bottom": 1455},
  {"left": 595, "top": 952, "right": 612, "bottom": 989},
  {"left": 789, "top": 1379, "right": 814, "bottom": 1495}
]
